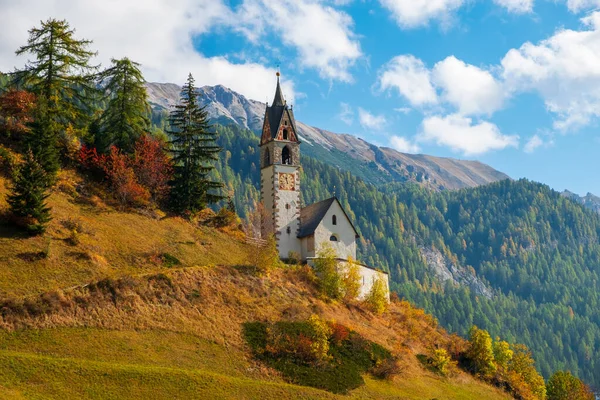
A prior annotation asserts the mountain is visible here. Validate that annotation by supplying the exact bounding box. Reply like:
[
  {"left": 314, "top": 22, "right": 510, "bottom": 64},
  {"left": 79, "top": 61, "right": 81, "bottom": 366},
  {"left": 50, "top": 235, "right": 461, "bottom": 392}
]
[
  {"left": 561, "top": 190, "right": 600, "bottom": 214},
  {"left": 145, "top": 82, "right": 510, "bottom": 190}
]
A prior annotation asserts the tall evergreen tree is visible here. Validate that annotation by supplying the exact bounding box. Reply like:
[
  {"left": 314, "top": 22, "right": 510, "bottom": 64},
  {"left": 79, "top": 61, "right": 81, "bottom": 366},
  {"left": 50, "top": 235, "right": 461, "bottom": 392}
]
[
  {"left": 168, "top": 73, "right": 223, "bottom": 214},
  {"left": 13, "top": 18, "right": 97, "bottom": 166},
  {"left": 8, "top": 149, "right": 52, "bottom": 234},
  {"left": 97, "top": 58, "right": 150, "bottom": 152},
  {"left": 25, "top": 98, "right": 60, "bottom": 185}
]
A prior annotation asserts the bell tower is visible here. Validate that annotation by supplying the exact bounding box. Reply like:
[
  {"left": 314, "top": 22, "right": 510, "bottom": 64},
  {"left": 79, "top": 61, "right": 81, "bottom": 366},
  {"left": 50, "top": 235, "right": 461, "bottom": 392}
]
[{"left": 260, "top": 73, "right": 301, "bottom": 259}]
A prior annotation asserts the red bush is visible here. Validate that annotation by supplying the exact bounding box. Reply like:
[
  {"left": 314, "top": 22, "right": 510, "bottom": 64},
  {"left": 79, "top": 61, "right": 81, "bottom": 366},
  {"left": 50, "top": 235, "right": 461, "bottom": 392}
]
[
  {"left": 131, "top": 135, "right": 172, "bottom": 201},
  {"left": 103, "top": 146, "right": 150, "bottom": 206},
  {"left": 330, "top": 323, "right": 349, "bottom": 345},
  {"left": 0, "top": 89, "right": 36, "bottom": 137}
]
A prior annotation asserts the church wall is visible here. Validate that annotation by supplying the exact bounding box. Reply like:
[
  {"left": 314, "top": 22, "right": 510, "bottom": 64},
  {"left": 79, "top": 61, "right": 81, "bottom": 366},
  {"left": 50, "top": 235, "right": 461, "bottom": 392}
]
[
  {"left": 273, "top": 164, "right": 301, "bottom": 258},
  {"left": 313, "top": 201, "right": 357, "bottom": 260}
]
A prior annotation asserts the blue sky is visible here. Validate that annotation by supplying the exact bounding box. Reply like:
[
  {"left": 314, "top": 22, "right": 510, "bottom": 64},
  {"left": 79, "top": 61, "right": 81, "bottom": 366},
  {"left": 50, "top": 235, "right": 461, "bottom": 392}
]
[{"left": 2, "top": 0, "right": 600, "bottom": 195}]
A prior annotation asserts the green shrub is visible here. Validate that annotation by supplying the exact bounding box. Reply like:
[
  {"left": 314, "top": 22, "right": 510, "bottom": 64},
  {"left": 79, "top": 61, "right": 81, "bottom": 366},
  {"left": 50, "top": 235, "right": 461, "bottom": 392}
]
[
  {"left": 313, "top": 244, "right": 342, "bottom": 300},
  {"left": 160, "top": 253, "right": 181, "bottom": 268},
  {"left": 243, "top": 318, "right": 394, "bottom": 394}
]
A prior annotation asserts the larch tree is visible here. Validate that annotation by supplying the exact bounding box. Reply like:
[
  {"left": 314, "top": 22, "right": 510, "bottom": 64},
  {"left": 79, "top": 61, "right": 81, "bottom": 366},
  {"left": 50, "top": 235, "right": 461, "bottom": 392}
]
[
  {"left": 13, "top": 18, "right": 97, "bottom": 177},
  {"left": 8, "top": 149, "right": 52, "bottom": 234},
  {"left": 97, "top": 58, "right": 150, "bottom": 152},
  {"left": 168, "top": 73, "right": 223, "bottom": 215}
]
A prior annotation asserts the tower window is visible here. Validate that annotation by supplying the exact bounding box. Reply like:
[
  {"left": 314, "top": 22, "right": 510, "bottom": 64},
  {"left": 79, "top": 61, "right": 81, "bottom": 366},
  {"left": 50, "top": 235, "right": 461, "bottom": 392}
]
[
  {"left": 282, "top": 128, "right": 289, "bottom": 140},
  {"left": 330, "top": 234, "right": 338, "bottom": 242},
  {"left": 282, "top": 146, "right": 292, "bottom": 165},
  {"left": 332, "top": 215, "right": 337, "bottom": 225},
  {"left": 284, "top": 121, "right": 288, "bottom": 126},
  {"left": 264, "top": 149, "right": 271, "bottom": 166},
  {"left": 285, "top": 203, "right": 290, "bottom": 210},
  {"left": 287, "top": 226, "right": 291, "bottom": 234}
]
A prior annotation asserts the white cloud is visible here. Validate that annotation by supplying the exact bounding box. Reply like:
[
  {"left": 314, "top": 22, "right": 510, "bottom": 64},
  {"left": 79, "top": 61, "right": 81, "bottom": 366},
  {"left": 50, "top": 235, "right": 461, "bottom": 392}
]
[
  {"left": 378, "top": 0, "right": 465, "bottom": 29},
  {"left": 493, "top": 0, "right": 534, "bottom": 13},
  {"left": 234, "top": 0, "right": 361, "bottom": 82},
  {"left": 377, "top": 55, "right": 438, "bottom": 107},
  {"left": 563, "top": 0, "right": 600, "bottom": 13},
  {"left": 358, "top": 108, "right": 387, "bottom": 130},
  {"left": 0, "top": 0, "right": 318, "bottom": 103},
  {"left": 524, "top": 135, "right": 543, "bottom": 153},
  {"left": 433, "top": 56, "right": 506, "bottom": 116},
  {"left": 394, "top": 107, "right": 412, "bottom": 114},
  {"left": 390, "top": 135, "right": 420, "bottom": 153},
  {"left": 419, "top": 114, "right": 519, "bottom": 155},
  {"left": 338, "top": 102, "right": 354, "bottom": 125},
  {"left": 501, "top": 12, "right": 600, "bottom": 130}
]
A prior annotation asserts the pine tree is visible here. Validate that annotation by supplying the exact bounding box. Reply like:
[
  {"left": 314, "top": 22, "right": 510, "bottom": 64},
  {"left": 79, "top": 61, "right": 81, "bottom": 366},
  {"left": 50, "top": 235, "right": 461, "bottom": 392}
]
[
  {"left": 168, "top": 73, "right": 223, "bottom": 214},
  {"left": 14, "top": 18, "right": 97, "bottom": 163},
  {"left": 25, "top": 99, "right": 60, "bottom": 185},
  {"left": 8, "top": 149, "right": 52, "bottom": 234},
  {"left": 97, "top": 58, "right": 150, "bottom": 152}
]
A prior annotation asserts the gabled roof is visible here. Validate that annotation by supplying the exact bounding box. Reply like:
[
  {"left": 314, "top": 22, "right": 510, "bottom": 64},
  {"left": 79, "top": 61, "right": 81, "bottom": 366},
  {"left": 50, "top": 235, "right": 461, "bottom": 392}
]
[{"left": 297, "top": 197, "right": 360, "bottom": 239}]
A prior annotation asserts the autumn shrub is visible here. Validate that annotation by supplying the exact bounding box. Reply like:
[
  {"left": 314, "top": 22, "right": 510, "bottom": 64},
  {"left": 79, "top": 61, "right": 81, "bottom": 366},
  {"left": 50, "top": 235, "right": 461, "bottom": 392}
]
[
  {"left": 430, "top": 348, "right": 452, "bottom": 376},
  {"left": 371, "top": 357, "right": 402, "bottom": 380},
  {"left": 131, "top": 134, "right": 172, "bottom": 201},
  {"left": 243, "top": 318, "right": 394, "bottom": 394},
  {"left": 313, "top": 243, "right": 342, "bottom": 300},
  {"left": 364, "top": 274, "right": 389, "bottom": 315},
  {"left": 341, "top": 257, "right": 361, "bottom": 301}
]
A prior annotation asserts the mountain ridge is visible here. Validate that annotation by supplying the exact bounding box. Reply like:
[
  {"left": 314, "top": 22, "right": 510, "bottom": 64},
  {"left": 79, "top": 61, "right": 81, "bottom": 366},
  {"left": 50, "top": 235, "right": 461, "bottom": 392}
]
[{"left": 145, "top": 82, "right": 510, "bottom": 190}]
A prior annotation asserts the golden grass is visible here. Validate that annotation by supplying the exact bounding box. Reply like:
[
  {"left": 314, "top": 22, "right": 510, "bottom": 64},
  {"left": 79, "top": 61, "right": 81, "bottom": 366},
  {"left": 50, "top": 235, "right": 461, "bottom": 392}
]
[{"left": 0, "top": 170, "right": 253, "bottom": 298}]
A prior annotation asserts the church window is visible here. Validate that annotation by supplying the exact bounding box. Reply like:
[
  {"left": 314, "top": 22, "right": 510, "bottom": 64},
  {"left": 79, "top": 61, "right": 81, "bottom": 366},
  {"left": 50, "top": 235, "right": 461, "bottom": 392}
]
[
  {"left": 283, "top": 128, "right": 289, "bottom": 140},
  {"left": 285, "top": 203, "right": 290, "bottom": 210},
  {"left": 332, "top": 215, "right": 337, "bottom": 225},
  {"left": 284, "top": 121, "right": 288, "bottom": 126},
  {"left": 282, "top": 146, "right": 292, "bottom": 165},
  {"left": 287, "top": 226, "right": 291, "bottom": 234},
  {"left": 330, "top": 234, "right": 338, "bottom": 242},
  {"left": 264, "top": 149, "right": 270, "bottom": 166}
]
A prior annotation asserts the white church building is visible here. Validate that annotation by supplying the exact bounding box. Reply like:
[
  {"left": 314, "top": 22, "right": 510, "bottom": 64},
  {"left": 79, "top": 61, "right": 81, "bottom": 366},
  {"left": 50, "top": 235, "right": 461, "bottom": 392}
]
[{"left": 259, "top": 74, "right": 389, "bottom": 299}]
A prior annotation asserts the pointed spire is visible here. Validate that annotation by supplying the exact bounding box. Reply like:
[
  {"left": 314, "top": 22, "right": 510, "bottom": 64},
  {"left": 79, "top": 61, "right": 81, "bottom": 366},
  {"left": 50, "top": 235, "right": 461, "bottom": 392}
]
[{"left": 272, "top": 72, "right": 285, "bottom": 106}]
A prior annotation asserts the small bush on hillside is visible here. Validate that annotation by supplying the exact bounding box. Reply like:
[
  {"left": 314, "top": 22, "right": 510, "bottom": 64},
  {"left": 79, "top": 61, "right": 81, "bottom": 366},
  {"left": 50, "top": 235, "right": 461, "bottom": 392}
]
[
  {"left": 313, "top": 244, "right": 342, "bottom": 300},
  {"left": 243, "top": 318, "right": 395, "bottom": 394},
  {"left": 250, "top": 234, "right": 281, "bottom": 275},
  {"left": 467, "top": 325, "right": 496, "bottom": 380},
  {"left": 341, "top": 257, "right": 361, "bottom": 301},
  {"left": 430, "top": 348, "right": 453, "bottom": 376},
  {"left": 371, "top": 357, "right": 402, "bottom": 380},
  {"left": 364, "top": 274, "right": 389, "bottom": 315},
  {"left": 160, "top": 253, "right": 181, "bottom": 268},
  {"left": 547, "top": 371, "right": 594, "bottom": 400}
]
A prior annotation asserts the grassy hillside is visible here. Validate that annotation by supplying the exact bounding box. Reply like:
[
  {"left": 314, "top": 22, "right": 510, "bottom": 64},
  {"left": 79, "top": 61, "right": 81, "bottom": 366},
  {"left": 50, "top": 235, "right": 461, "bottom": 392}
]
[{"left": 0, "top": 171, "right": 511, "bottom": 399}]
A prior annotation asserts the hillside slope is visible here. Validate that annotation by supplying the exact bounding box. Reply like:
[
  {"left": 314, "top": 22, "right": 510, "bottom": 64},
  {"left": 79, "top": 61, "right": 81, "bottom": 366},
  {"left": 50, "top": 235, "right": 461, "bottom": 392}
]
[
  {"left": 0, "top": 171, "right": 511, "bottom": 400},
  {"left": 145, "top": 82, "right": 510, "bottom": 190}
]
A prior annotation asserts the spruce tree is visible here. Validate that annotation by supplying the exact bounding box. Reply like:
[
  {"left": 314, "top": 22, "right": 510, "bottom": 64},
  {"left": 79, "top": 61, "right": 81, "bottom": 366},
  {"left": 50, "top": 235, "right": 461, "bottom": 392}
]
[
  {"left": 97, "top": 58, "right": 150, "bottom": 152},
  {"left": 25, "top": 99, "right": 60, "bottom": 185},
  {"left": 8, "top": 149, "right": 52, "bottom": 234},
  {"left": 14, "top": 18, "right": 97, "bottom": 166},
  {"left": 168, "top": 73, "right": 223, "bottom": 214}
]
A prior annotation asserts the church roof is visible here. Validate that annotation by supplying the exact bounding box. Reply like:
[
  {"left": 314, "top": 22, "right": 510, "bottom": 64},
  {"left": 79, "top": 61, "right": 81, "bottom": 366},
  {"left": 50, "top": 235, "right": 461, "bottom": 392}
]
[
  {"left": 272, "top": 76, "right": 285, "bottom": 106},
  {"left": 297, "top": 197, "right": 360, "bottom": 239}
]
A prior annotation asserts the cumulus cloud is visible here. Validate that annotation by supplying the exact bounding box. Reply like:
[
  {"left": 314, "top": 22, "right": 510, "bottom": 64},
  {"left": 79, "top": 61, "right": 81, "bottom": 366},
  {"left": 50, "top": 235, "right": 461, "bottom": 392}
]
[
  {"left": 0, "top": 0, "right": 358, "bottom": 102},
  {"left": 563, "top": 0, "right": 600, "bottom": 12},
  {"left": 419, "top": 114, "right": 519, "bottom": 155},
  {"left": 233, "top": 0, "right": 362, "bottom": 82},
  {"left": 501, "top": 12, "right": 600, "bottom": 130},
  {"left": 432, "top": 56, "right": 506, "bottom": 116},
  {"left": 493, "top": 0, "right": 534, "bottom": 13},
  {"left": 358, "top": 108, "right": 387, "bottom": 130},
  {"left": 338, "top": 102, "right": 354, "bottom": 125},
  {"left": 378, "top": 0, "right": 465, "bottom": 29},
  {"left": 377, "top": 55, "right": 438, "bottom": 107},
  {"left": 390, "top": 135, "right": 420, "bottom": 153}
]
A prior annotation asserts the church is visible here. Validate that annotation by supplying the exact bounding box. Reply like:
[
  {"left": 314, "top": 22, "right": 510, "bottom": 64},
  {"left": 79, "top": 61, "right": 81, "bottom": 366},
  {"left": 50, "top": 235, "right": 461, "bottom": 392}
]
[{"left": 259, "top": 73, "right": 389, "bottom": 299}]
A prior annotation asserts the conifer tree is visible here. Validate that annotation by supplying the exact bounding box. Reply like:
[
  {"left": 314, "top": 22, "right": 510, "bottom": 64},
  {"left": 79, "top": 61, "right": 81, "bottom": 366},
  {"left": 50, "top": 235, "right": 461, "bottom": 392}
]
[
  {"left": 8, "top": 149, "right": 52, "bottom": 234},
  {"left": 25, "top": 99, "right": 60, "bottom": 185},
  {"left": 97, "top": 58, "right": 150, "bottom": 152},
  {"left": 14, "top": 18, "right": 97, "bottom": 163},
  {"left": 168, "top": 73, "right": 223, "bottom": 214}
]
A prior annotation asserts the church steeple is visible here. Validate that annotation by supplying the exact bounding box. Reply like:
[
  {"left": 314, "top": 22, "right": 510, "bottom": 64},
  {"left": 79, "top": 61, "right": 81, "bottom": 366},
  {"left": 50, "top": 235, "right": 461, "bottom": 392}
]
[{"left": 272, "top": 72, "right": 285, "bottom": 106}]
